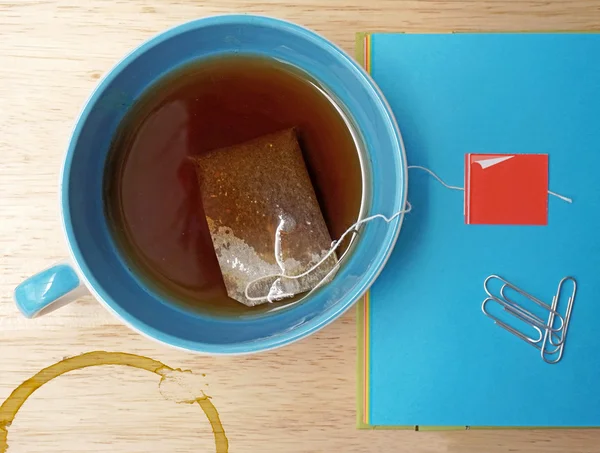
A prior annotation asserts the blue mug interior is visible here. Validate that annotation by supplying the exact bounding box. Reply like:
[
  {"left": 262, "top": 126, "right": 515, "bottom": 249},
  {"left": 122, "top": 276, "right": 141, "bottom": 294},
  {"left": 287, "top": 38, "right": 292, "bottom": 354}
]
[{"left": 63, "top": 15, "right": 406, "bottom": 353}]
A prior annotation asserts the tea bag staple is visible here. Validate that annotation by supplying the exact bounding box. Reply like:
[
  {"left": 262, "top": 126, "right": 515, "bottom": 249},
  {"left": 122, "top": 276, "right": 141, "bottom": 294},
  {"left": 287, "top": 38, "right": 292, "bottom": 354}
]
[{"left": 190, "top": 128, "right": 338, "bottom": 306}]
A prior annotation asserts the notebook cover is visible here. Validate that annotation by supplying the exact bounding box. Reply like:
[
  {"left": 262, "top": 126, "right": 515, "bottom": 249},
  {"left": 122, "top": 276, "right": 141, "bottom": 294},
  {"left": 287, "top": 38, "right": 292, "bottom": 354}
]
[{"left": 357, "top": 31, "right": 600, "bottom": 429}]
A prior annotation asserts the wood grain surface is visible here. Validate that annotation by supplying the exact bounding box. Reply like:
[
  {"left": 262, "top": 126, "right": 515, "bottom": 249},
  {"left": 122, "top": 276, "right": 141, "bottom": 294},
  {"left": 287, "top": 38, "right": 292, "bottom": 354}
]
[{"left": 2, "top": 1, "right": 600, "bottom": 452}]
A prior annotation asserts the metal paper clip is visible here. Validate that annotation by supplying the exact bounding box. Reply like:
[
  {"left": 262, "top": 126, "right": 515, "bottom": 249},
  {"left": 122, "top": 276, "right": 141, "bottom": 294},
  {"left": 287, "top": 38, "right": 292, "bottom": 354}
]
[{"left": 481, "top": 275, "right": 576, "bottom": 364}]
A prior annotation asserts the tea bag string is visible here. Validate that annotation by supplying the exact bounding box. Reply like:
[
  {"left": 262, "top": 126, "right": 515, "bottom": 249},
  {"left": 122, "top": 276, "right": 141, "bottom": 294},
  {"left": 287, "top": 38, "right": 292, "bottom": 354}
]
[
  {"left": 244, "top": 202, "right": 413, "bottom": 303},
  {"left": 245, "top": 164, "right": 573, "bottom": 303},
  {"left": 408, "top": 165, "right": 573, "bottom": 203}
]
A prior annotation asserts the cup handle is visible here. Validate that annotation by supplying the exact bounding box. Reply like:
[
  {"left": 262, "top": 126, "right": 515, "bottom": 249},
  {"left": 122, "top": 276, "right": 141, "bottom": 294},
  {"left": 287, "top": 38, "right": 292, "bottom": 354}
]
[{"left": 14, "top": 260, "right": 87, "bottom": 318}]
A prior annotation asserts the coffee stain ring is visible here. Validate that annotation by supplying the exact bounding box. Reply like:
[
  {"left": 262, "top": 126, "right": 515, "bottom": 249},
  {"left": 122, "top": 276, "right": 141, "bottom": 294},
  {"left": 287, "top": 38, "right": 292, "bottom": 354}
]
[{"left": 0, "top": 351, "right": 228, "bottom": 453}]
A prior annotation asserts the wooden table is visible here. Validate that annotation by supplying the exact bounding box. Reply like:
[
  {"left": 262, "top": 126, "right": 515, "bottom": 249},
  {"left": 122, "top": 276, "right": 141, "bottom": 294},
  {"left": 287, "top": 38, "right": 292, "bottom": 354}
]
[{"left": 2, "top": 1, "right": 600, "bottom": 452}]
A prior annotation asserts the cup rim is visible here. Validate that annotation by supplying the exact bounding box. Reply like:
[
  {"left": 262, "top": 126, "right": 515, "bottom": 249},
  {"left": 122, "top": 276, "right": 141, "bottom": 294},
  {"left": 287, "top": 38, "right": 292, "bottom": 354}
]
[{"left": 60, "top": 14, "right": 408, "bottom": 354}]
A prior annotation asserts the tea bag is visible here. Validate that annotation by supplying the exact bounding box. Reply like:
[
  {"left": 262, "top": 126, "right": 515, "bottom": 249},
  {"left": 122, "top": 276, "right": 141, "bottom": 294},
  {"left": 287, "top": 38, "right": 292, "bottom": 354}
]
[{"left": 189, "top": 128, "right": 338, "bottom": 306}]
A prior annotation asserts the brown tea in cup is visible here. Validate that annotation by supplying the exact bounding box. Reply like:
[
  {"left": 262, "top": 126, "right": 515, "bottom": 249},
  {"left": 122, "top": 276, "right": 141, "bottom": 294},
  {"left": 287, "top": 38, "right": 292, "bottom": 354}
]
[{"left": 103, "top": 55, "right": 362, "bottom": 315}]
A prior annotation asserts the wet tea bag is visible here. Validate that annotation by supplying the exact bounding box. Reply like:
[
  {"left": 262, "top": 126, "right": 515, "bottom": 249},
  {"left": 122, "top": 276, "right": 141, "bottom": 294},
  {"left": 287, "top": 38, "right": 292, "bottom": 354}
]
[{"left": 190, "top": 128, "right": 338, "bottom": 306}]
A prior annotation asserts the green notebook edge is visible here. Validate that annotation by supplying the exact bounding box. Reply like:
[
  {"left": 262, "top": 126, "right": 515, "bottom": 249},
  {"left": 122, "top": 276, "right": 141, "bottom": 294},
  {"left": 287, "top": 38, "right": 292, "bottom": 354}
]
[{"left": 354, "top": 30, "right": 600, "bottom": 432}]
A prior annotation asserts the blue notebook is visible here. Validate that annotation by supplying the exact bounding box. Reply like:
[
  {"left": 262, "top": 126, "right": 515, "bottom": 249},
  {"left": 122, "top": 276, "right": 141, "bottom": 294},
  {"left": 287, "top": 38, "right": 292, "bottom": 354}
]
[{"left": 357, "top": 32, "right": 600, "bottom": 429}]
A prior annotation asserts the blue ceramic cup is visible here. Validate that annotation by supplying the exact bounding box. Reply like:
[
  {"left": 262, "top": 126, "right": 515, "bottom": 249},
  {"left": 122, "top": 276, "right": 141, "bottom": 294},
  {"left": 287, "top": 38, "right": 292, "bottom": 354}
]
[{"left": 14, "top": 15, "right": 407, "bottom": 354}]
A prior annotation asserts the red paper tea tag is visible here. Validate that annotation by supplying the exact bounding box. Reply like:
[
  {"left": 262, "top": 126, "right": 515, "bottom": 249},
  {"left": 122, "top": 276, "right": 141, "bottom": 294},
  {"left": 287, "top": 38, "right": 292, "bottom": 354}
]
[{"left": 465, "top": 153, "right": 549, "bottom": 225}]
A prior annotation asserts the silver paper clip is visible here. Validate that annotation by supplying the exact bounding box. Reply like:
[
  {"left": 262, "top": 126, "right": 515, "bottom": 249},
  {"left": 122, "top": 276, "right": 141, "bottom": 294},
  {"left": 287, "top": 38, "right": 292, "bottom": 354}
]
[{"left": 481, "top": 275, "right": 576, "bottom": 364}]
